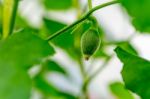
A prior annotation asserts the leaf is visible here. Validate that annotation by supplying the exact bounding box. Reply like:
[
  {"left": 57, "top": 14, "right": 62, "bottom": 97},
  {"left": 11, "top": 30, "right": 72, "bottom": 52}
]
[
  {"left": 34, "top": 75, "right": 76, "bottom": 99},
  {"left": 0, "top": 29, "right": 55, "bottom": 68},
  {"left": 117, "top": 41, "right": 138, "bottom": 55},
  {"left": 41, "top": 18, "right": 80, "bottom": 60},
  {"left": 115, "top": 47, "right": 150, "bottom": 99},
  {"left": 15, "top": 15, "right": 30, "bottom": 30},
  {"left": 42, "top": 60, "right": 67, "bottom": 75},
  {"left": 119, "top": 0, "right": 150, "bottom": 32},
  {"left": 109, "top": 82, "right": 134, "bottom": 99},
  {"left": 0, "top": 29, "right": 55, "bottom": 99},
  {"left": 43, "top": 18, "right": 74, "bottom": 49},
  {"left": 42, "top": 0, "right": 73, "bottom": 10},
  {"left": 0, "top": 68, "right": 31, "bottom": 99}
]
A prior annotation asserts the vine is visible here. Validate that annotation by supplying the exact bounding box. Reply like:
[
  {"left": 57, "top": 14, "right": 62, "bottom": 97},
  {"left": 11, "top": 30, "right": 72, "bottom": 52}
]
[{"left": 46, "top": 0, "right": 119, "bottom": 41}]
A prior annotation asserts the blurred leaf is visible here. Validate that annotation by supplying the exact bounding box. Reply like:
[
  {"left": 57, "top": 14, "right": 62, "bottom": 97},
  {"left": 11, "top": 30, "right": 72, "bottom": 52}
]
[
  {"left": 115, "top": 47, "right": 150, "bottom": 99},
  {"left": 0, "top": 67, "right": 31, "bottom": 99},
  {"left": 34, "top": 75, "right": 76, "bottom": 99},
  {"left": 15, "top": 15, "right": 30, "bottom": 30},
  {"left": 42, "top": 0, "right": 73, "bottom": 10},
  {"left": 0, "top": 29, "right": 55, "bottom": 99},
  {"left": 42, "top": 60, "right": 67, "bottom": 75},
  {"left": 120, "top": 0, "right": 150, "bottom": 33},
  {"left": 109, "top": 82, "right": 134, "bottom": 99},
  {"left": 41, "top": 18, "right": 80, "bottom": 60},
  {"left": 117, "top": 41, "right": 138, "bottom": 55},
  {"left": 0, "top": 29, "right": 55, "bottom": 68},
  {"left": 43, "top": 18, "right": 74, "bottom": 49}
]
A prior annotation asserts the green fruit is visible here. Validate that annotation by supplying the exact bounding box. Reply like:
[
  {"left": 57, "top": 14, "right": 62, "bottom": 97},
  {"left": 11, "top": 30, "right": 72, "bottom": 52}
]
[{"left": 81, "top": 28, "right": 100, "bottom": 60}]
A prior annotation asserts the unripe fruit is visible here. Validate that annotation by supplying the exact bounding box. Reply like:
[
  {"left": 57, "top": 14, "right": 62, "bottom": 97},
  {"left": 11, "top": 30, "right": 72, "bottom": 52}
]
[{"left": 81, "top": 28, "right": 100, "bottom": 60}]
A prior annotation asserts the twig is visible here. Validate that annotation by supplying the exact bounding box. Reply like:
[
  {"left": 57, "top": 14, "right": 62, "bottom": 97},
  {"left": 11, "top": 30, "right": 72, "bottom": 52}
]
[
  {"left": 9, "top": 0, "right": 20, "bottom": 36},
  {"left": 46, "top": 1, "right": 119, "bottom": 41}
]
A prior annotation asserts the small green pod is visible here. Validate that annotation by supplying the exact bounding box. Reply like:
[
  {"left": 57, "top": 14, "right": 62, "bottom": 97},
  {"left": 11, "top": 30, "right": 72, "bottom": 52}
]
[{"left": 81, "top": 28, "right": 100, "bottom": 60}]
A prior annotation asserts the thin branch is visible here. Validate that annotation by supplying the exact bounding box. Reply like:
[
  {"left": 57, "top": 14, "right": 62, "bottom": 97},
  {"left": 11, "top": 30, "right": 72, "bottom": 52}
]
[
  {"left": 88, "top": 0, "right": 92, "bottom": 10},
  {"left": 46, "top": 0, "right": 119, "bottom": 41},
  {"left": 88, "top": 55, "right": 113, "bottom": 83},
  {"left": 78, "top": 59, "right": 89, "bottom": 99},
  {"left": 81, "top": 55, "right": 114, "bottom": 95},
  {"left": 9, "top": 0, "right": 20, "bottom": 36}
]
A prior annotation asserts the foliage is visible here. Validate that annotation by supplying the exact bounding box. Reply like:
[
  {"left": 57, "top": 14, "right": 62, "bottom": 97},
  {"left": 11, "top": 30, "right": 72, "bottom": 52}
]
[
  {"left": 109, "top": 82, "right": 134, "bottom": 99},
  {"left": 1, "top": 0, "right": 150, "bottom": 99},
  {"left": 41, "top": 0, "right": 73, "bottom": 10},
  {"left": 119, "top": 0, "right": 150, "bottom": 32},
  {"left": 115, "top": 47, "right": 150, "bottom": 99},
  {"left": 0, "top": 29, "right": 55, "bottom": 99}
]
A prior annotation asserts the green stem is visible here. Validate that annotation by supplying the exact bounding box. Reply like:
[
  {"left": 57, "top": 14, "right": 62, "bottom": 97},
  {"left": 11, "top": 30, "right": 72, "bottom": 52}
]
[
  {"left": 80, "top": 61, "right": 89, "bottom": 99},
  {"left": 80, "top": 55, "right": 113, "bottom": 99},
  {"left": 9, "top": 0, "right": 19, "bottom": 36},
  {"left": 46, "top": 0, "right": 119, "bottom": 41},
  {"left": 88, "top": 55, "right": 113, "bottom": 83},
  {"left": 88, "top": 0, "right": 92, "bottom": 10},
  {"left": 78, "top": 58, "right": 86, "bottom": 79},
  {"left": 82, "top": 55, "right": 113, "bottom": 97},
  {"left": 77, "top": 59, "right": 88, "bottom": 99},
  {"left": 73, "top": 0, "right": 81, "bottom": 18}
]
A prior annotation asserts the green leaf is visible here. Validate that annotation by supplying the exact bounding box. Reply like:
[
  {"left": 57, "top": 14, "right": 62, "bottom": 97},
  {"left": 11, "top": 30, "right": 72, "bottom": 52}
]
[
  {"left": 120, "top": 0, "right": 150, "bottom": 32},
  {"left": 117, "top": 41, "right": 138, "bottom": 55},
  {"left": 42, "top": 60, "right": 67, "bottom": 75},
  {"left": 115, "top": 47, "right": 150, "bottom": 99},
  {"left": 0, "top": 29, "right": 55, "bottom": 99},
  {"left": 109, "top": 82, "right": 134, "bottom": 99},
  {"left": 15, "top": 15, "right": 30, "bottom": 30},
  {"left": 43, "top": 18, "right": 74, "bottom": 49},
  {"left": 42, "top": 0, "right": 73, "bottom": 10},
  {"left": 34, "top": 75, "right": 76, "bottom": 99},
  {"left": 0, "top": 29, "right": 55, "bottom": 68},
  {"left": 41, "top": 18, "right": 80, "bottom": 60},
  {"left": 0, "top": 68, "right": 31, "bottom": 99}
]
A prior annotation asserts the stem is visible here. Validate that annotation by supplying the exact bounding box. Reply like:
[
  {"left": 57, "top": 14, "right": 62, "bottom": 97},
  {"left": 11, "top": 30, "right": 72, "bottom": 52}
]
[
  {"left": 46, "top": 0, "right": 119, "bottom": 41},
  {"left": 79, "top": 58, "right": 86, "bottom": 79},
  {"left": 82, "top": 55, "right": 113, "bottom": 96},
  {"left": 88, "top": 55, "right": 113, "bottom": 83},
  {"left": 9, "top": 0, "right": 20, "bottom": 35},
  {"left": 3, "top": 0, "right": 13, "bottom": 39},
  {"left": 46, "top": 16, "right": 87, "bottom": 41},
  {"left": 73, "top": 0, "right": 81, "bottom": 18},
  {"left": 80, "top": 63, "right": 89, "bottom": 99},
  {"left": 78, "top": 59, "right": 89, "bottom": 99},
  {"left": 88, "top": 0, "right": 92, "bottom": 10}
]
